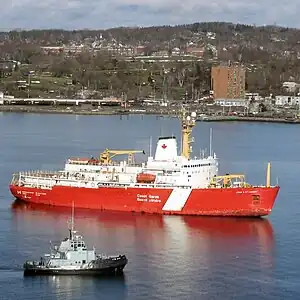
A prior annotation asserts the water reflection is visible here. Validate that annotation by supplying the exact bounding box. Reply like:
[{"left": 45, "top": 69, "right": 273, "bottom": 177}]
[
  {"left": 22, "top": 274, "right": 127, "bottom": 300},
  {"left": 11, "top": 200, "right": 274, "bottom": 256},
  {"left": 11, "top": 199, "right": 273, "bottom": 230}
]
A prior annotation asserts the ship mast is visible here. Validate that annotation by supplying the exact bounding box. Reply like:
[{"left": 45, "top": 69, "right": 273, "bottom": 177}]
[
  {"left": 180, "top": 108, "right": 197, "bottom": 159},
  {"left": 68, "top": 201, "right": 75, "bottom": 240}
]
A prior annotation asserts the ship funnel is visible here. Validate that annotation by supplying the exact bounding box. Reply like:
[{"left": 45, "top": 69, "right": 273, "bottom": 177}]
[
  {"left": 266, "top": 162, "right": 271, "bottom": 187},
  {"left": 154, "top": 137, "right": 177, "bottom": 161}
]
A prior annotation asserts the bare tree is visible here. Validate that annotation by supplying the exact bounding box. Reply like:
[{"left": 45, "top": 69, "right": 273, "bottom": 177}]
[{"left": 175, "top": 64, "right": 186, "bottom": 88}]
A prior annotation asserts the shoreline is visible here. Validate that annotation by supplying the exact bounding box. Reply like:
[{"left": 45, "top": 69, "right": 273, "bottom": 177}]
[
  {"left": 0, "top": 105, "right": 174, "bottom": 117},
  {"left": 199, "top": 116, "right": 300, "bottom": 124},
  {"left": 1, "top": 105, "right": 300, "bottom": 124}
]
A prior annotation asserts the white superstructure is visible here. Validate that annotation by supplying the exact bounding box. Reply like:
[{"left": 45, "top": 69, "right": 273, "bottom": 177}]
[{"left": 12, "top": 110, "right": 219, "bottom": 190}]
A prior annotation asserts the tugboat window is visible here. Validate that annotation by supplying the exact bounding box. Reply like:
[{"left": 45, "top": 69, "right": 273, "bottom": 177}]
[{"left": 82, "top": 260, "right": 86, "bottom": 264}]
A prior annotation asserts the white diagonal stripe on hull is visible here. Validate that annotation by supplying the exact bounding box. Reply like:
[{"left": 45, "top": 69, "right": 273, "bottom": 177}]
[{"left": 162, "top": 187, "right": 192, "bottom": 211}]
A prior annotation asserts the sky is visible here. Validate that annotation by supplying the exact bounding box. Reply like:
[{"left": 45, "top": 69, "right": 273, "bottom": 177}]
[{"left": 0, "top": 0, "right": 299, "bottom": 30}]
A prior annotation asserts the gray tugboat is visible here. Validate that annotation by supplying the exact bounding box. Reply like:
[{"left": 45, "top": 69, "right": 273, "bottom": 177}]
[{"left": 23, "top": 207, "right": 128, "bottom": 276}]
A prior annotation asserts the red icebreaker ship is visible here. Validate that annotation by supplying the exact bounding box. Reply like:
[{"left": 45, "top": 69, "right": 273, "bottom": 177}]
[{"left": 9, "top": 110, "right": 279, "bottom": 217}]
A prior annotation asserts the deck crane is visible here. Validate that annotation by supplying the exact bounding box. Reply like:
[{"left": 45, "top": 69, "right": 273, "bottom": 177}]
[{"left": 99, "top": 149, "right": 145, "bottom": 165}]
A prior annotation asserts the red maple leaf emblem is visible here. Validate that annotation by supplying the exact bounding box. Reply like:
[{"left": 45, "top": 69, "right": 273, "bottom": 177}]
[{"left": 162, "top": 144, "right": 167, "bottom": 149}]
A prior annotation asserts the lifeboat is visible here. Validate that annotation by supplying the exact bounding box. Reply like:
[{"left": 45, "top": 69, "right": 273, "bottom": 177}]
[
  {"left": 136, "top": 173, "right": 156, "bottom": 184},
  {"left": 67, "top": 157, "right": 90, "bottom": 165}
]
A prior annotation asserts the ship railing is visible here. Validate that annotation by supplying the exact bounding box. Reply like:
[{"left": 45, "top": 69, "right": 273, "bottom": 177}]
[
  {"left": 135, "top": 183, "right": 192, "bottom": 189},
  {"left": 16, "top": 170, "right": 63, "bottom": 176},
  {"left": 11, "top": 170, "right": 103, "bottom": 188},
  {"left": 16, "top": 170, "right": 97, "bottom": 182},
  {"left": 67, "top": 161, "right": 143, "bottom": 168},
  {"left": 100, "top": 181, "right": 192, "bottom": 189},
  {"left": 15, "top": 170, "right": 65, "bottom": 179},
  {"left": 13, "top": 171, "right": 192, "bottom": 190},
  {"left": 11, "top": 170, "right": 65, "bottom": 187},
  {"left": 208, "top": 174, "right": 250, "bottom": 188},
  {"left": 24, "top": 260, "right": 36, "bottom": 266},
  {"left": 11, "top": 173, "right": 19, "bottom": 185}
]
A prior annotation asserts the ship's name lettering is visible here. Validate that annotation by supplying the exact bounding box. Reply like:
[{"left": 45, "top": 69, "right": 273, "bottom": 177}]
[
  {"left": 236, "top": 190, "right": 258, "bottom": 194},
  {"left": 35, "top": 192, "right": 47, "bottom": 196},
  {"left": 22, "top": 191, "right": 34, "bottom": 195},
  {"left": 137, "top": 194, "right": 161, "bottom": 203},
  {"left": 137, "top": 194, "right": 147, "bottom": 198}
]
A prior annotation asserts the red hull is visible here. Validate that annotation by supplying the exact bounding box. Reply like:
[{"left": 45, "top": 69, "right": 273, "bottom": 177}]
[{"left": 9, "top": 184, "right": 279, "bottom": 217}]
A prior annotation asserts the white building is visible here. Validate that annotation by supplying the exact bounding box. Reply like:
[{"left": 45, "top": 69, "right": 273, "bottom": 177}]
[
  {"left": 282, "top": 81, "right": 299, "bottom": 93},
  {"left": 0, "top": 91, "right": 3, "bottom": 105},
  {"left": 245, "top": 92, "right": 263, "bottom": 101},
  {"left": 214, "top": 98, "right": 249, "bottom": 108},
  {"left": 275, "top": 95, "right": 300, "bottom": 106}
]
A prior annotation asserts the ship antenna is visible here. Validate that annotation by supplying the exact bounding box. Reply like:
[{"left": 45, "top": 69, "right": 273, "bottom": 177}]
[
  {"left": 209, "top": 128, "right": 213, "bottom": 157},
  {"left": 69, "top": 201, "right": 75, "bottom": 240},
  {"left": 71, "top": 201, "right": 75, "bottom": 231}
]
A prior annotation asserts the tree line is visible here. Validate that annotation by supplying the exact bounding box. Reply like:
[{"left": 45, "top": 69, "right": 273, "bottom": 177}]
[{"left": 1, "top": 22, "right": 300, "bottom": 98}]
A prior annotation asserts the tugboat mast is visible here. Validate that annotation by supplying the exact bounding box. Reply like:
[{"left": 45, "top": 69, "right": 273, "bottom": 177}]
[{"left": 69, "top": 202, "right": 75, "bottom": 240}]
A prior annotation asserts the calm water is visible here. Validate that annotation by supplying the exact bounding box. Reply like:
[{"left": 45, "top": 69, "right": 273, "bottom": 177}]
[{"left": 0, "top": 112, "right": 300, "bottom": 299}]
